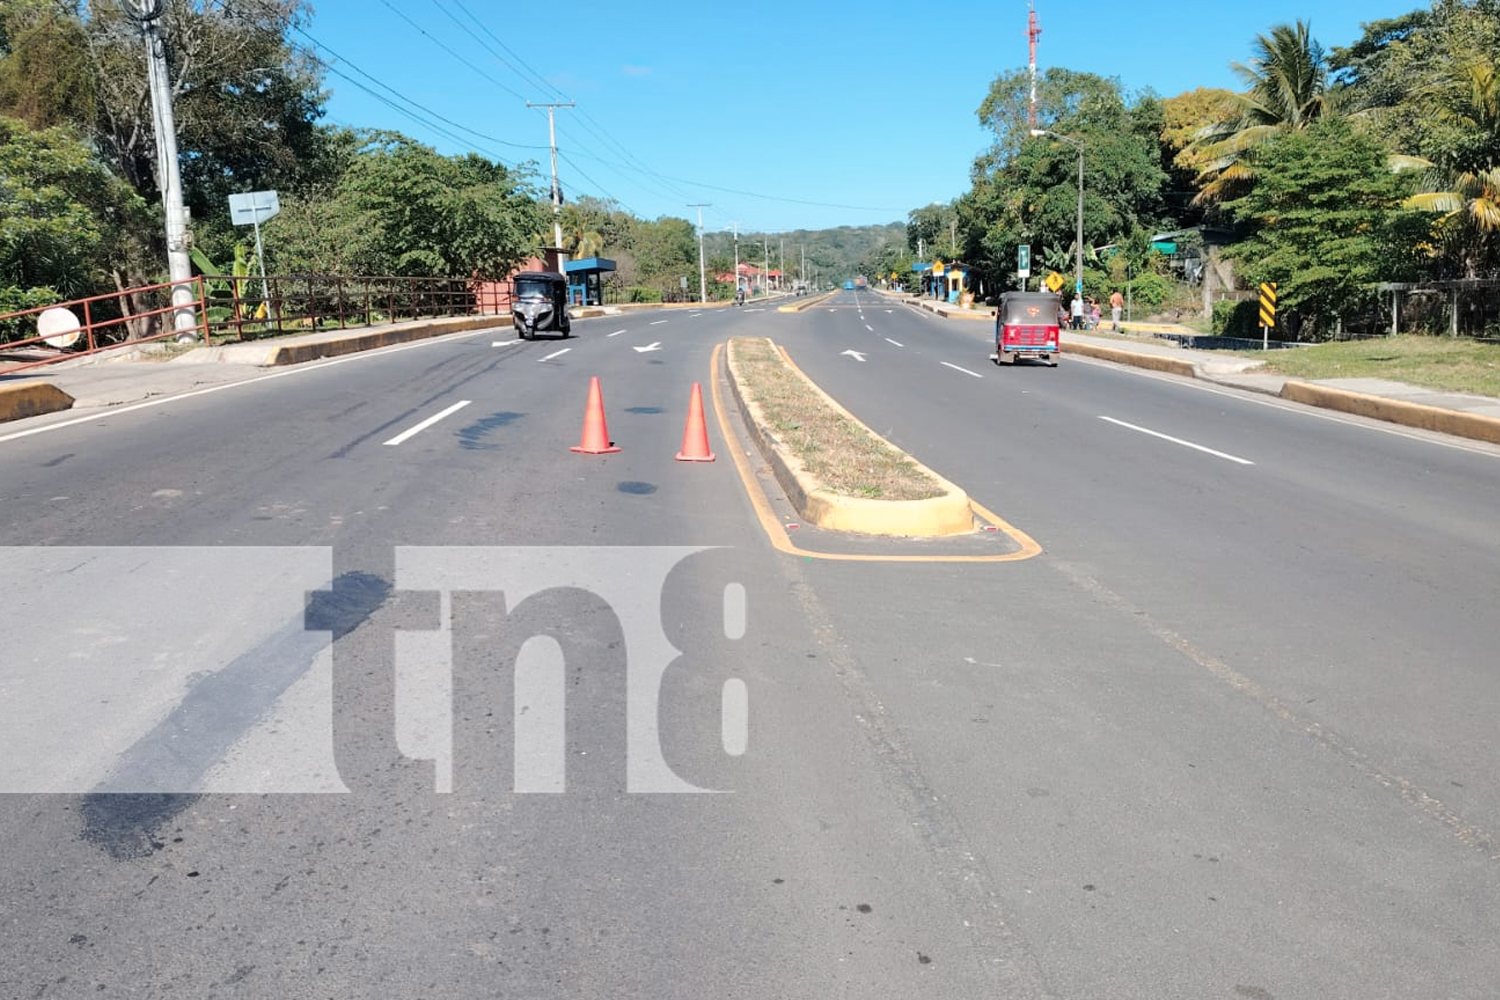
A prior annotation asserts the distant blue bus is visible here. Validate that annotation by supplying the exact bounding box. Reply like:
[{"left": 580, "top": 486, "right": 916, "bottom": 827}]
[{"left": 843, "top": 280, "right": 855, "bottom": 290}]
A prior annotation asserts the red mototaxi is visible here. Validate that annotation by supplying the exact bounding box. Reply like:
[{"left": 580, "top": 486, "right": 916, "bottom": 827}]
[{"left": 990, "top": 290, "right": 1062, "bottom": 367}]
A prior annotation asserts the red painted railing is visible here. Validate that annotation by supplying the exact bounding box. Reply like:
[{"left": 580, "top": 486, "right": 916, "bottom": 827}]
[{"left": 0, "top": 278, "right": 208, "bottom": 375}]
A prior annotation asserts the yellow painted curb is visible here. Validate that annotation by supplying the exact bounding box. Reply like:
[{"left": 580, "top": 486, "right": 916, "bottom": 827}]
[
  {"left": 264, "top": 315, "right": 510, "bottom": 366},
  {"left": 1280, "top": 380, "right": 1500, "bottom": 445},
  {"left": 776, "top": 291, "right": 839, "bottom": 313},
  {"left": 1062, "top": 340, "right": 1196, "bottom": 378},
  {"left": 725, "top": 338, "right": 974, "bottom": 537},
  {"left": 0, "top": 380, "right": 75, "bottom": 424}
]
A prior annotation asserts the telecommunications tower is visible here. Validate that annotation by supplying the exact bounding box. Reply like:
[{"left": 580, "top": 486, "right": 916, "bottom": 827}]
[{"left": 1028, "top": 1, "right": 1042, "bottom": 127}]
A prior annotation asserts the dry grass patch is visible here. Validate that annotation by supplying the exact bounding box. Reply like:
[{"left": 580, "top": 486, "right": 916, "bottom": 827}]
[
  {"left": 1256, "top": 335, "right": 1500, "bottom": 398},
  {"left": 729, "top": 336, "right": 945, "bottom": 501}
]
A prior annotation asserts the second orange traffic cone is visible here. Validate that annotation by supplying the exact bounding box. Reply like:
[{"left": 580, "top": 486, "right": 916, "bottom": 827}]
[
  {"left": 571, "top": 376, "right": 621, "bottom": 454},
  {"left": 675, "top": 382, "right": 716, "bottom": 462}
]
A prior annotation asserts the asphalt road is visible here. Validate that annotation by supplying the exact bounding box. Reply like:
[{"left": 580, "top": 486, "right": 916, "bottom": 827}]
[{"left": 2, "top": 292, "right": 1498, "bottom": 998}]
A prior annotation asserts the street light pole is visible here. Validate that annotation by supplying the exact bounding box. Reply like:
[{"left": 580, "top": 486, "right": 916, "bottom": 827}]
[{"left": 1031, "top": 129, "right": 1085, "bottom": 301}]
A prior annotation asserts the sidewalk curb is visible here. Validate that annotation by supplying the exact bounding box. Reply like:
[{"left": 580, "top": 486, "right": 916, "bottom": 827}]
[
  {"left": 263, "top": 315, "right": 508, "bottom": 365},
  {"left": 0, "top": 380, "right": 75, "bottom": 424},
  {"left": 726, "top": 338, "right": 975, "bottom": 537},
  {"left": 1062, "top": 341, "right": 1197, "bottom": 378},
  {"left": 1280, "top": 380, "right": 1500, "bottom": 445}
]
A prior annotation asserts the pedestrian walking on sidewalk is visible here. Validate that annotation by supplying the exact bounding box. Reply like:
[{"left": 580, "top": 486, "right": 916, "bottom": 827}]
[{"left": 1110, "top": 288, "right": 1124, "bottom": 329}]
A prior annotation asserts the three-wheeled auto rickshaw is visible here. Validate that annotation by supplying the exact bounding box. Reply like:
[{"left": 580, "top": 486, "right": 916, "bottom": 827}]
[
  {"left": 990, "top": 290, "right": 1061, "bottom": 366},
  {"left": 511, "top": 271, "right": 571, "bottom": 339}
]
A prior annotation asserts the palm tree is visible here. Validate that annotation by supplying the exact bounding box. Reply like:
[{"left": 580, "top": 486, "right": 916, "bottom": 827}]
[
  {"left": 1192, "top": 20, "right": 1329, "bottom": 203},
  {"left": 565, "top": 228, "right": 605, "bottom": 260},
  {"left": 1402, "top": 59, "right": 1500, "bottom": 277}
]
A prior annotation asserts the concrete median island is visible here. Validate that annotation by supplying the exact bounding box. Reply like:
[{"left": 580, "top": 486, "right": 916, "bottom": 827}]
[
  {"left": 0, "top": 380, "right": 75, "bottom": 424},
  {"left": 725, "top": 336, "right": 975, "bottom": 537}
]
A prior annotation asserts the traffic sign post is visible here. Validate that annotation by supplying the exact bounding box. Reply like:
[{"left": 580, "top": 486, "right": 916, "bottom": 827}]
[
  {"left": 1017, "top": 244, "right": 1031, "bottom": 291},
  {"left": 228, "top": 190, "right": 279, "bottom": 319},
  {"left": 1259, "top": 281, "right": 1278, "bottom": 350}
]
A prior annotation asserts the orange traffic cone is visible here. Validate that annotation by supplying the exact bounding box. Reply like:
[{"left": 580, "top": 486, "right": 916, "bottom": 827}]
[
  {"left": 571, "top": 376, "right": 621, "bottom": 454},
  {"left": 675, "top": 382, "right": 716, "bottom": 462}
]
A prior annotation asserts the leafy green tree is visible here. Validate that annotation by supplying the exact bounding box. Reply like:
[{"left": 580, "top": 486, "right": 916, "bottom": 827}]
[
  {"left": 0, "top": 3, "right": 95, "bottom": 130},
  {"left": 1332, "top": 0, "right": 1500, "bottom": 277},
  {"left": 906, "top": 203, "right": 954, "bottom": 258},
  {"left": 1224, "top": 117, "right": 1423, "bottom": 336},
  {"left": 265, "top": 132, "right": 545, "bottom": 279},
  {"left": 1160, "top": 88, "right": 1237, "bottom": 217},
  {"left": 629, "top": 216, "right": 699, "bottom": 293},
  {"left": 1193, "top": 20, "right": 1331, "bottom": 203},
  {"left": 0, "top": 116, "right": 150, "bottom": 302},
  {"left": 965, "top": 67, "right": 1167, "bottom": 295}
]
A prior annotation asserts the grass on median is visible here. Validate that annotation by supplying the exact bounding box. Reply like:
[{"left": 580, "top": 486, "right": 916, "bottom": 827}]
[
  {"left": 1254, "top": 335, "right": 1500, "bottom": 398},
  {"left": 729, "top": 336, "right": 946, "bottom": 502}
]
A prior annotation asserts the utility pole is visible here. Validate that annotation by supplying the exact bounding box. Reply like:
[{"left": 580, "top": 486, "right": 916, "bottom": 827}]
[
  {"left": 763, "top": 238, "right": 769, "bottom": 297},
  {"left": 779, "top": 239, "right": 784, "bottom": 291},
  {"left": 134, "top": 0, "right": 197, "bottom": 339},
  {"left": 528, "top": 100, "right": 575, "bottom": 261},
  {"left": 688, "top": 204, "right": 710, "bottom": 303},
  {"left": 800, "top": 244, "right": 806, "bottom": 288},
  {"left": 950, "top": 218, "right": 957, "bottom": 254},
  {"left": 729, "top": 221, "right": 740, "bottom": 295}
]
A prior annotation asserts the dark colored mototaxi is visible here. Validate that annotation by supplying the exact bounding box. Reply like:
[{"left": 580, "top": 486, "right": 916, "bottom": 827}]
[{"left": 512, "top": 271, "right": 572, "bottom": 339}]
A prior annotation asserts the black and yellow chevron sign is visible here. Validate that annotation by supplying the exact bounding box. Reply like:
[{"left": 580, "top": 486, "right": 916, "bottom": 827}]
[{"left": 1259, "top": 282, "right": 1278, "bottom": 328}]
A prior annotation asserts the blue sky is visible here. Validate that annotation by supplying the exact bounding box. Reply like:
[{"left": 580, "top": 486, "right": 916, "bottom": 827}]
[{"left": 301, "top": 1, "right": 1422, "bottom": 234}]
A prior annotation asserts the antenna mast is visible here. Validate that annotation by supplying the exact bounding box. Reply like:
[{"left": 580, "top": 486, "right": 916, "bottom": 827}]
[{"left": 1028, "top": 1, "right": 1042, "bottom": 128}]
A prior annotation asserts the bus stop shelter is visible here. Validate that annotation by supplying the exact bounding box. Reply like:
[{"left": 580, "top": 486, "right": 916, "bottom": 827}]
[{"left": 564, "top": 257, "right": 617, "bottom": 306}]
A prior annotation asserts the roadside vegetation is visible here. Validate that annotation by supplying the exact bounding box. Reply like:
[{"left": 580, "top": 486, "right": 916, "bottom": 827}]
[
  {"left": 728, "top": 337, "right": 945, "bottom": 502},
  {"left": 1255, "top": 336, "right": 1500, "bottom": 397}
]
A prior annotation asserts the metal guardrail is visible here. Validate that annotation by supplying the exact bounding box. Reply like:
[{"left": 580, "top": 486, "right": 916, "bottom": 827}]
[
  {"left": 0, "top": 274, "right": 495, "bottom": 374},
  {"left": 0, "top": 278, "right": 209, "bottom": 375},
  {"left": 201, "top": 273, "right": 479, "bottom": 342},
  {"left": 1147, "top": 331, "right": 1305, "bottom": 352}
]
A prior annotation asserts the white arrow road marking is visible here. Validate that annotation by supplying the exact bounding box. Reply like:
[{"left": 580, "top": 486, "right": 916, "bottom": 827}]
[
  {"left": 885, "top": 338, "right": 904, "bottom": 347},
  {"left": 607, "top": 328, "right": 628, "bottom": 337},
  {"left": 633, "top": 342, "right": 662, "bottom": 353},
  {"left": 539, "top": 348, "right": 571, "bottom": 362},
  {"left": 842, "top": 350, "right": 868, "bottom": 362},
  {"left": 942, "top": 361, "right": 985, "bottom": 379},
  {"left": 650, "top": 319, "right": 669, "bottom": 326},
  {"left": 1099, "top": 416, "right": 1255, "bottom": 465},
  {"left": 384, "top": 400, "right": 471, "bottom": 446}
]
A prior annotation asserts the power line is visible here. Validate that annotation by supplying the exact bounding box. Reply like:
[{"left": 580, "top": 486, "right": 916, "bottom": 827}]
[
  {"left": 294, "top": 28, "right": 549, "bottom": 159},
  {"left": 299, "top": 17, "right": 903, "bottom": 222},
  {"left": 441, "top": 0, "right": 569, "bottom": 104},
  {"left": 375, "top": 0, "right": 535, "bottom": 106},
  {"left": 556, "top": 151, "right": 638, "bottom": 218}
]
